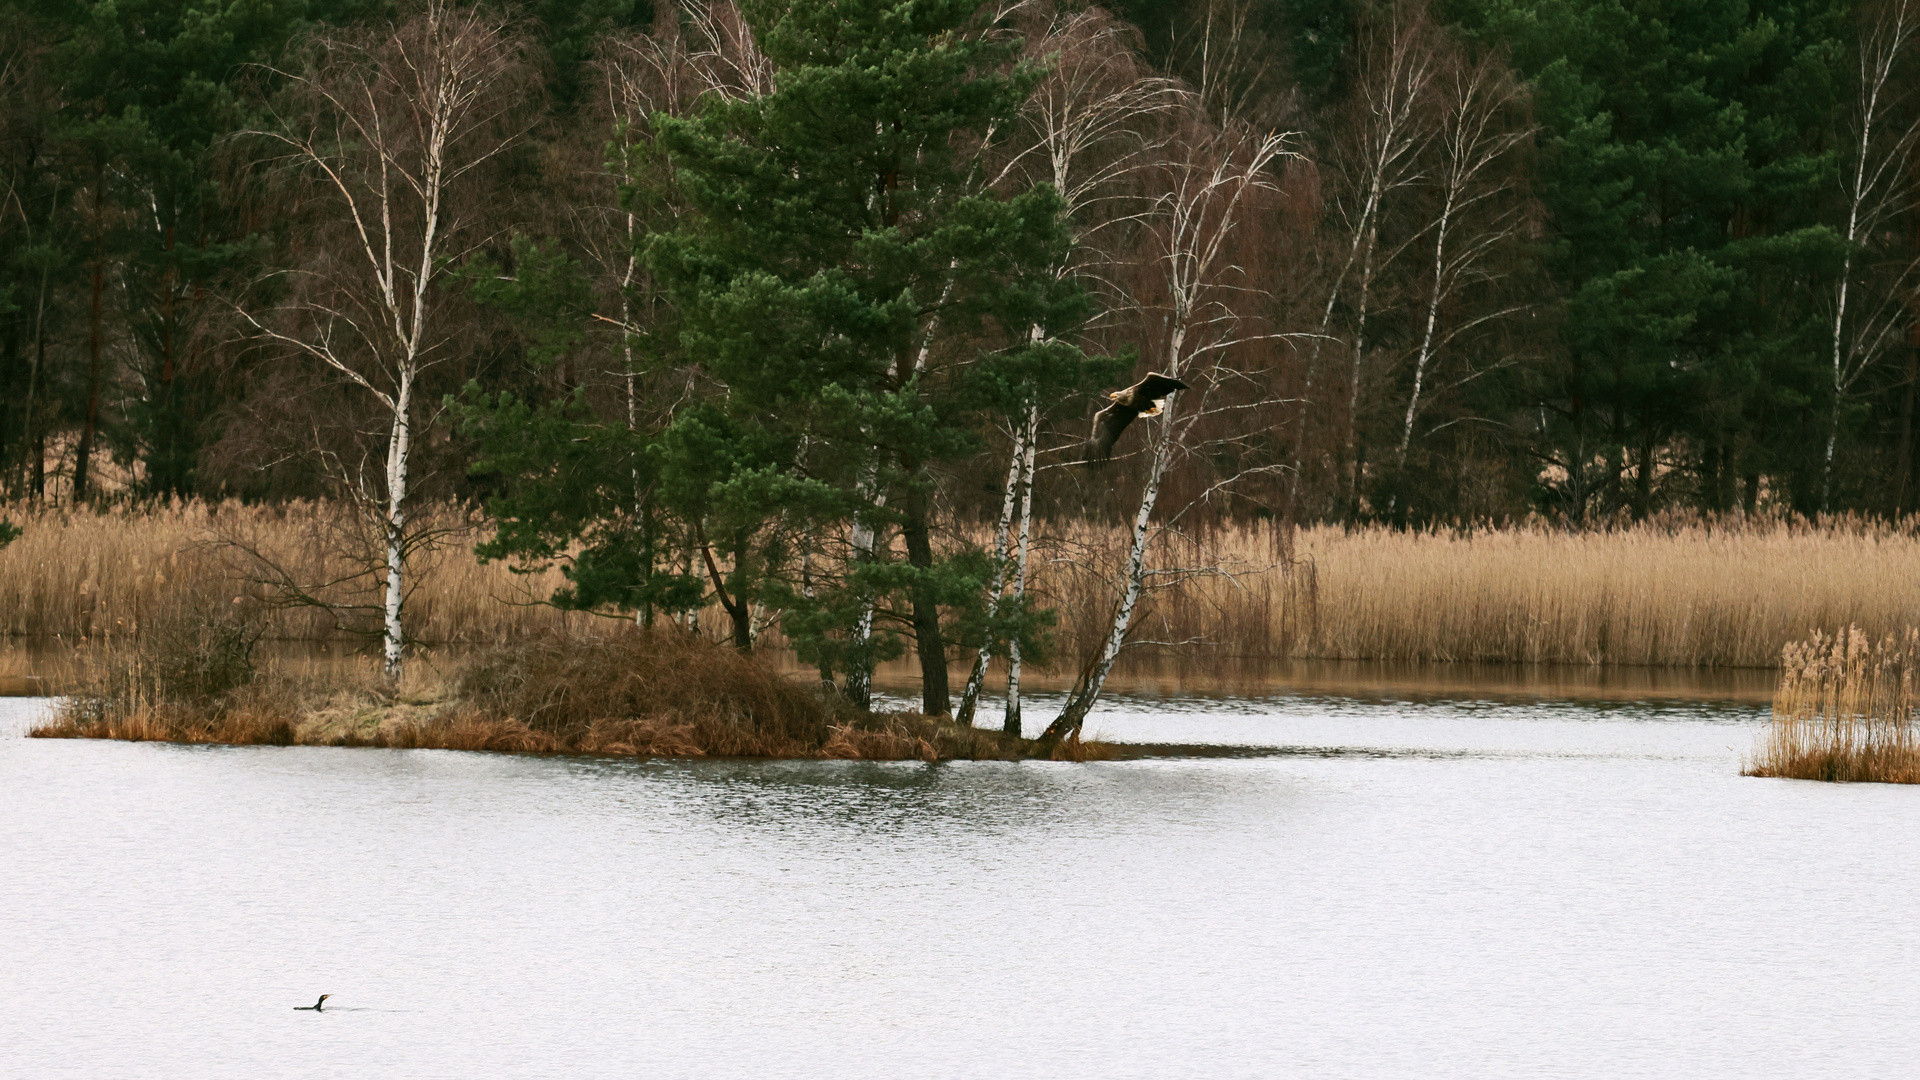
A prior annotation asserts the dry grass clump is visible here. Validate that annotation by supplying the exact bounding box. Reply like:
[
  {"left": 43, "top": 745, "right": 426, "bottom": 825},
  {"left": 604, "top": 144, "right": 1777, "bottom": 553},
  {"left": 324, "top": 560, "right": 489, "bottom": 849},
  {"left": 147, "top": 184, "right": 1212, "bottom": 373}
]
[
  {"left": 1746, "top": 627, "right": 1920, "bottom": 783},
  {"left": 49, "top": 591, "right": 267, "bottom": 720},
  {"left": 454, "top": 630, "right": 840, "bottom": 757}
]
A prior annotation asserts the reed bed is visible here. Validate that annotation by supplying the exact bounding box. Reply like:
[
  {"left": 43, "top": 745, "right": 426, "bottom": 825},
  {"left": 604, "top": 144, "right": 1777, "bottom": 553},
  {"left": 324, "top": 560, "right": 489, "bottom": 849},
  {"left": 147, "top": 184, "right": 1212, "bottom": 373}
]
[
  {"left": 1031, "top": 515, "right": 1920, "bottom": 669},
  {"left": 1746, "top": 628, "right": 1920, "bottom": 783},
  {"left": 0, "top": 500, "right": 583, "bottom": 643},
  {"left": 6, "top": 501, "right": 1920, "bottom": 668}
]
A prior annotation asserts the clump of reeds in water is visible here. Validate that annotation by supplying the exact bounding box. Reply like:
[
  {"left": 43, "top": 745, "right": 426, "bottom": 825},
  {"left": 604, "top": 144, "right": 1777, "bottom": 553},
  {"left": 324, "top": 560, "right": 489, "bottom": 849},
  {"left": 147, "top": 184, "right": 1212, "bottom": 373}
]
[{"left": 1747, "top": 627, "right": 1920, "bottom": 783}]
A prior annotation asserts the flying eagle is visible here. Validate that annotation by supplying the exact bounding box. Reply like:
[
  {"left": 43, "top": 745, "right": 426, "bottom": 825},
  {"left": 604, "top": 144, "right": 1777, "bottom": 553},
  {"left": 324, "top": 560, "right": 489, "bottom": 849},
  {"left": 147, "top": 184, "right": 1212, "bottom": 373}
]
[{"left": 1085, "top": 372, "right": 1191, "bottom": 463}]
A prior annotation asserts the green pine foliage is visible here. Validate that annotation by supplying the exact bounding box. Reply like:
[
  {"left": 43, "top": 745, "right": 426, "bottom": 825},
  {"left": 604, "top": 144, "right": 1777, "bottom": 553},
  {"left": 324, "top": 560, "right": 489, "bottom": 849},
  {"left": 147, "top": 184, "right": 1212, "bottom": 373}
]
[{"left": 466, "top": 0, "right": 1110, "bottom": 707}]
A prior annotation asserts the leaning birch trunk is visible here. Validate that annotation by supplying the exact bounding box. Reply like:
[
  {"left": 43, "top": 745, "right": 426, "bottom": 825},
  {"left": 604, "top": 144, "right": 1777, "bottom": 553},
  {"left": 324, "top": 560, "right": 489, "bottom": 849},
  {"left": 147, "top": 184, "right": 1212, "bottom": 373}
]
[
  {"left": 1035, "top": 115, "right": 1289, "bottom": 741},
  {"left": 1401, "top": 197, "right": 1450, "bottom": 461},
  {"left": 1002, "top": 406, "right": 1039, "bottom": 737},
  {"left": 954, "top": 407, "right": 1031, "bottom": 726},
  {"left": 1043, "top": 402, "right": 1176, "bottom": 741}
]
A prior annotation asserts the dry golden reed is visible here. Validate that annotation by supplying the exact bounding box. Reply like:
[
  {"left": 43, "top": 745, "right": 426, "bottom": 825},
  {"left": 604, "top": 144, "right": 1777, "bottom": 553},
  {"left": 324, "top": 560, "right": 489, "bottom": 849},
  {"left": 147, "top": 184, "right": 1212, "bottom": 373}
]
[
  {"left": 1747, "top": 627, "right": 1920, "bottom": 783},
  {"left": 1025, "top": 514, "right": 1920, "bottom": 669},
  {"left": 0, "top": 501, "right": 585, "bottom": 643},
  {"left": 8, "top": 501, "right": 1920, "bottom": 669}
]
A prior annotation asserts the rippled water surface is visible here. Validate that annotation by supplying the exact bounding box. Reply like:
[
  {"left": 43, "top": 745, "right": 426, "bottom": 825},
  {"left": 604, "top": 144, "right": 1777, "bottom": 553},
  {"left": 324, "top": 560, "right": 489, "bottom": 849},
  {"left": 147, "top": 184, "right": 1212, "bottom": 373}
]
[{"left": 4, "top": 692, "right": 1918, "bottom": 1079}]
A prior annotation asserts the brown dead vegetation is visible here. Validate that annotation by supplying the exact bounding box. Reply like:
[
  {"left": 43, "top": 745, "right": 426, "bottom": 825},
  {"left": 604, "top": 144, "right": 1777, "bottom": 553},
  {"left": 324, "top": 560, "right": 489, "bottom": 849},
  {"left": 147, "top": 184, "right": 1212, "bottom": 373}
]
[
  {"left": 28, "top": 621, "right": 1085, "bottom": 761},
  {"left": 19, "top": 502, "right": 1920, "bottom": 677},
  {"left": 1746, "top": 627, "right": 1920, "bottom": 784}
]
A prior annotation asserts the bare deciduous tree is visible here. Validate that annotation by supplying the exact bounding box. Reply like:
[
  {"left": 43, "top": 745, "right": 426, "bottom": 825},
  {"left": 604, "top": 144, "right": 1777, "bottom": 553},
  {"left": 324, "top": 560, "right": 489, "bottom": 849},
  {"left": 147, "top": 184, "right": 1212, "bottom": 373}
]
[
  {"left": 954, "top": 2, "right": 1184, "bottom": 731},
  {"left": 1395, "top": 45, "right": 1535, "bottom": 465},
  {"left": 1287, "top": 0, "right": 1438, "bottom": 519},
  {"left": 240, "top": 1, "right": 535, "bottom": 683},
  {"left": 1044, "top": 116, "right": 1292, "bottom": 740},
  {"left": 1825, "top": 0, "right": 1920, "bottom": 509}
]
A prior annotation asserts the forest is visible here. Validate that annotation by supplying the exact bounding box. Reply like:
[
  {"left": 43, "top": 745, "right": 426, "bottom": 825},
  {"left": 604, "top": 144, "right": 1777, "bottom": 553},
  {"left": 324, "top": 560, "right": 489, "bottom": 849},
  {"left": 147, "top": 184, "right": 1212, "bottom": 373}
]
[{"left": 7, "top": 0, "right": 1920, "bottom": 725}]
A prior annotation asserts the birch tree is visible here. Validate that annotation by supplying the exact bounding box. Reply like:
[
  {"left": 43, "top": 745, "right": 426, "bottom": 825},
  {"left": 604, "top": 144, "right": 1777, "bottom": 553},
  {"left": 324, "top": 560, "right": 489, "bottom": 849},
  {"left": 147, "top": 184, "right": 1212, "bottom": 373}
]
[
  {"left": 953, "top": 2, "right": 1182, "bottom": 731},
  {"left": 1286, "top": 1, "right": 1437, "bottom": 518},
  {"left": 1395, "top": 47, "right": 1534, "bottom": 466},
  {"left": 241, "top": 2, "right": 533, "bottom": 683},
  {"left": 1824, "top": 0, "right": 1920, "bottom": 510},
  {"left": 1043, "top": 117, "right": 1290, "bottom": 741}
]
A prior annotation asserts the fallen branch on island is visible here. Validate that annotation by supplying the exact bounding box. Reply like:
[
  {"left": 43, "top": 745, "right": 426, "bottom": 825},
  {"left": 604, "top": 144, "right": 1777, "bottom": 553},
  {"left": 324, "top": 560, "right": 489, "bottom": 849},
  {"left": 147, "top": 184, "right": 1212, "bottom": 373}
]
[{"left": 28, "top": 626, "right": 1114, "bottom": 762}]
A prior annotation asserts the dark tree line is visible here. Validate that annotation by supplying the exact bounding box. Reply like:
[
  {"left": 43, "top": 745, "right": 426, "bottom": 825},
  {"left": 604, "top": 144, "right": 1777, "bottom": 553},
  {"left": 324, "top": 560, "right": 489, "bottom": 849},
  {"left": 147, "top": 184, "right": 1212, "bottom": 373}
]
[
  {"left": 9, "top": 0, "right": 1920, "bottom": 523},
  {"left": 10, "top": 0, "right": 1920, "bottom": 722}
]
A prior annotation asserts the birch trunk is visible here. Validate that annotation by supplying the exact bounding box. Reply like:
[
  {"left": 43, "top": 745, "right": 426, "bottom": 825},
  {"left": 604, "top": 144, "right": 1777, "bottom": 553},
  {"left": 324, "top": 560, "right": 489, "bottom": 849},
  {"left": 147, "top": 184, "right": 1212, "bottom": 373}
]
[
  {"left": 1825, "top": 0, "right": 1920, "bottom": 510},
  {"left": 1002, "top": 407, "right": 1039, "bottom": 737},
  {"left": 1043, "top": 399, "right": 1176, "bottom": 739},
  {"left": 1344, "top": 223, "right": 1378, "bottom": 515},
  {"left": 382, "top": 376, "right": 413, "bottom": 682},
  {"left": 954, "top": 406, "right": 1031, "bottom": 726},
  {"left": 1401, "top": 196, "right": 1451, "bottom": 460}
]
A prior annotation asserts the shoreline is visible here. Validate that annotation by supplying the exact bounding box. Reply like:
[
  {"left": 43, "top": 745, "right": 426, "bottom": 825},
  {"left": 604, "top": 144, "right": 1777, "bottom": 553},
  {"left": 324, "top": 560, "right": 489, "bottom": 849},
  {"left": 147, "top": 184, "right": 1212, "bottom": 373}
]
[
  {"left": 25, "top": 704, "right": 1118, "bottom": 763},
  {"left": 0, "top": 647, "right": 1780, "bottom": 704}
]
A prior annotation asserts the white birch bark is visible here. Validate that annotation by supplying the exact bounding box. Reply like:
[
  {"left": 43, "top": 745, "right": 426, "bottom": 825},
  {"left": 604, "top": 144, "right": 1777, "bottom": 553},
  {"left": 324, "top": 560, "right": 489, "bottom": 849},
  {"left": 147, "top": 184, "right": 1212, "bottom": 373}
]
[
  {"left": 1048, "top": 125, "right": 1287, "bottom": 737},
  {"left": 239, "top": 2, "right": 529, "bottom": 685},
  {"left": 381, "top": 377, "right": 412, "bottom": 681},
  {"left": 1825, "top": 0, "right": 1920, "bottom": 510},
  {"left": 954, "top": 406, "right": 1031, "bottom": 726},
  {"left": 1001, "top": 409, "right": 1039, "bottom": 736}
]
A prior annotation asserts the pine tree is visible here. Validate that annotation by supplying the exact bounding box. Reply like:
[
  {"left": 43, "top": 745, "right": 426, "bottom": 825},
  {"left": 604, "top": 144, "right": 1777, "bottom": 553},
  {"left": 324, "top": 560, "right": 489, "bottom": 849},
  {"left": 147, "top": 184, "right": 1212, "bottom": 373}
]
[{"left": 644, "top": 0, "right": 1103, "bottom": 713}]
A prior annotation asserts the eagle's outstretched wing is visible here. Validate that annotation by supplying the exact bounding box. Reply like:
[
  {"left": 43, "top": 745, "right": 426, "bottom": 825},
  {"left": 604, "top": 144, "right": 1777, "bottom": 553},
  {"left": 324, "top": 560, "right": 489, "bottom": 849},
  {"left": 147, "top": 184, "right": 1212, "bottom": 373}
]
[
  {"left": 1136, "top": 372, "right": 1190, "bottom": 399},
  {"left": 1085, "top": 401, "right": 1138, "bottom": 463},
  {"left": 1084, "top": 371, "right": 1190, "bottom": 464}
]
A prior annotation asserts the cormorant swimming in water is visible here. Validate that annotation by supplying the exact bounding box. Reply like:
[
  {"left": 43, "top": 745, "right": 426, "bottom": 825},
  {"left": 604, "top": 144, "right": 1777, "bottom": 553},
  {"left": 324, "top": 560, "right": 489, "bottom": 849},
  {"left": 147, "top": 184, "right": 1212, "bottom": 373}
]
[{"left": 294, "top": 995, "right": 330, "bottom": 1012}]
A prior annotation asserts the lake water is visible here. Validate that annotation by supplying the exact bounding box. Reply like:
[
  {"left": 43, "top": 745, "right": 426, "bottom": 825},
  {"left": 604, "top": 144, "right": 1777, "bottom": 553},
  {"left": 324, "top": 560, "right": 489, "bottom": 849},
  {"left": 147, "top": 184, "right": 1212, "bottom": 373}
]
[{"left": 4, "top": 690, "right": 1917, "bottom": 1079}]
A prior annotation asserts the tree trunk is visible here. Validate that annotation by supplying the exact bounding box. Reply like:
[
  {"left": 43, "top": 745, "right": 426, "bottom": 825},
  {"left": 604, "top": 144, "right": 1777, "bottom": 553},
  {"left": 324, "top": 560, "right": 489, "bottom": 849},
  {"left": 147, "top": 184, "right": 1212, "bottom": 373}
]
[
  {"left": 1341, "top": 225, "right": 1379, "bottom": 523},
  {"left": 1044, "top": 403, "right": 1177, "bottom": 742},
  {"left": 955, "top": 409, "right": 1031, "bottom": 727},
  {"left": 1897, "top": 345, "right": 1918, "bottom": 515},
  {"left": 1003, "top": 412, "right": 1039, "bottom": 738},
  {"left": 75, "top": 181, "right": 106, "bottom": 503},
  {"left": 900, "top": 488, "right": 949, "bottom": 717},
  {"left": 20, "top": 253, "right": 49, "bottom": 500},
  {"left": 843, "top": 466, "right": 885, "bottom": 711},
  {"left": 1632, "top": 432, "right": 1655, "bottom": 520},
  {"left": 1402, "top": 192, "right": 1453, "bottom": 465},
  {"left": 381, "top": 378, "right": 413, "bottom": 686}
]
